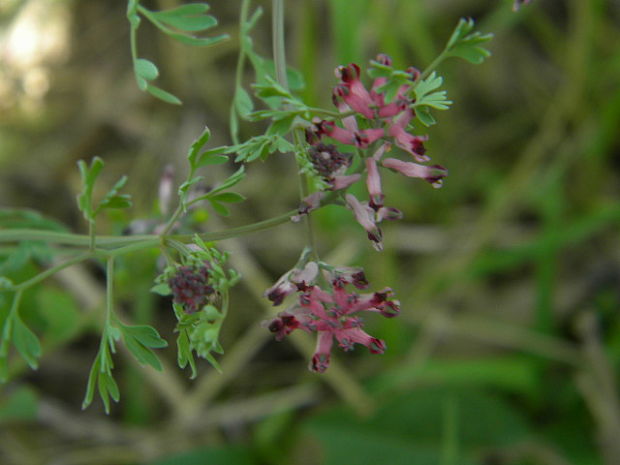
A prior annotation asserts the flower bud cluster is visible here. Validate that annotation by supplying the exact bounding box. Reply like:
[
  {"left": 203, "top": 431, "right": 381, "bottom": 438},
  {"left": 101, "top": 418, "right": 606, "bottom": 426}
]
[
  {"left": 168, "top": 262, "right": 215, "bottom": 314},
  {"left": 264, "top": 262, "right": 400, "bottom": 373}
]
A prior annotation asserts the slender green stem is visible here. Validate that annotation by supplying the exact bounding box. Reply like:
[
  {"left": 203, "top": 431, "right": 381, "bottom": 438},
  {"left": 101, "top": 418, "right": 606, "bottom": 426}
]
[
  {"left": 0, "top": 229, "right": 154, "bottom": 248},
  {"left": 271, "top": 0, "right": 319, "bottom": 260},
  {"left": 172, "top": 207, "right": 300, "bottom": 242},
  {"left": 13, "top": 252, "right": 93, "bottom": 291},
  {"left": 160, "top": 203, "right": 184, "bottom": 236},
  {"left": 165, "top": 238, "right": 192, "bottom": 257},
  {"left": 0, "top": 209, "right": 298, "bottom": 249},
  {"left": 231, "top": 0, "right": 251, "bottom": 144},
  {"left": 129, "top": 12, "right": 138, "bottom": 62},
  {"left": 308, "top": 107, "right": 357, "bottom": 119},
  {"left": 89, "top": 221, "right": 96, "bottom": 251},
  {"left": 0, "top": 203, "right": 336, "bottom": 257},
  {"left": 107, "top": 239, "right": 161, "bottom": 257},
  {"left": 106, "top": 256, "right": 115, "bottom": 327},
  {"left": 418, "top": 50, "right": 448, "bottom": 82},
  {"left": 272, "top": 0, "right": 288, "bottom": 90}
]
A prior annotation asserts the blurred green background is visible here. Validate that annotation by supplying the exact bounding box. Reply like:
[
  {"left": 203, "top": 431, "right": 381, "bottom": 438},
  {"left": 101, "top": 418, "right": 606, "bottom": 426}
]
[{"left": 1, "top": 0, "right": 620, "bottom": 464}]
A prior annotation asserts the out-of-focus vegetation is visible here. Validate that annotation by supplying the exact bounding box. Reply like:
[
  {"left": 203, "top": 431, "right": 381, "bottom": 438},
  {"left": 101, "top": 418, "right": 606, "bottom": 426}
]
[{"left": 1, "top": 0, "right": 619, "bottom": 464}]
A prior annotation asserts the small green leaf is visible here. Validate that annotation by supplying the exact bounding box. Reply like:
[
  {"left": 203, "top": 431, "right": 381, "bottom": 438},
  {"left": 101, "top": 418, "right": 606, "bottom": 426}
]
[
  {"left": 447, "top": 44, "right": 491, "bottom": 64},
  {"left": 210, "top": 192, "right": 246, "bottom": 203},
  {"left": 154, "top": 3, "right": 210, "bottom": 18},
  {"left": 150, "top": 283, "right": 171, "bottom": 296},
  {"left": 198, "top": 153, "right": 229, "bottom": 166},
  {"left": 187, "top": 126, "right": 211, "bottom": 169},
  {"left": 77, "top": 157, "right": 105, "bottom": 223},
  {"left": 445, "top": 18, "right": 493, "bottom": 65},
  {"left": 122, "top": 324, "right": 168, "bottom": 349},
  {"left": 234, "top": 88, "right": 254, "bottom": 118},
  {"left": 13, "top": 316, "right": 41, "bottom": 370},
  {"left": 95, "top": 176, "right": 132, "bottom": 214},
  {"left": 98, "top": 371, "right": 120, "bottom": 414},
  {"left": 177, "top": 330, "right": 197, "bottom": 379},
  {"left": 136, "top": 76, "right": 148, "bottom": 91},
  {"left": 150, "top": 4, "right": 217, "bottom": 32},
  {"left": 416, "top": 106, "right": 436, "bottom": 127},
  {"left": 123, "top": 332, "right": 163, "bottom": 371},
  {"left": 208, "top": 200, "right": 230, "bottom": 216},
  {"left": 82, "top": 358, "right": 100, "bottom": 409},
  {"left": 134, "top": 58, "right": 159, "bottom": 81},
  {"left": 266, "top": 114, "right": 296, "bottom": 136},
  {"left": 146, "top": 85, "right": 182, "bottom": 105},
  {"left": 165, "top": 32, "right": 229, "bottom": 47}
]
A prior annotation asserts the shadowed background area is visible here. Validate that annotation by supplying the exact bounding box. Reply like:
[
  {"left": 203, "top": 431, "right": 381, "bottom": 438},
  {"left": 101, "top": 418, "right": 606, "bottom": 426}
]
[{"left": 1, "top": 0, "right": 619, "bottom": 464}]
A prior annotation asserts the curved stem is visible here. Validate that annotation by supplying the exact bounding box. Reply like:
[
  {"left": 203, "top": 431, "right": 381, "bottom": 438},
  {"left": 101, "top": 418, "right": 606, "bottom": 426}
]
[
  {"left": 271, "top": 0, "right": 320, "bottom": 260},
  {"left": 272, "top": 0, "right": 288, "bottom": 90},
  {"left": 0, "top": 202, "right": 335, "bottom": 258},
  {"left": 231, "top": 0, "right": 251, "bottom": 144},
  {"left": 13, "top": 252, "right": 94, "bottom": 291},
  {"left": 106, "top": 256, "right": 115, "bottom": 327}
]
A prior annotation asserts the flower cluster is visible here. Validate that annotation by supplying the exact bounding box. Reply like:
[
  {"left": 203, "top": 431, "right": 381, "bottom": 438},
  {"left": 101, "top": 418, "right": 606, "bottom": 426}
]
[
  {"left": 302, "top": 54, "right": 448, "bottom": 250},
  {"left": 168, "top": 262, "right": 215, "bottom": 313},
  {"left": 264, "top": 262, "right": 400, "bottom": 373}
]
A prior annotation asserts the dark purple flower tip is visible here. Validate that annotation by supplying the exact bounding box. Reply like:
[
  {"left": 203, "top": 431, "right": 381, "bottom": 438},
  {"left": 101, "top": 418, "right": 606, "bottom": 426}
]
[
  {"left": 267, "top": 318, "right": 285, "bottom": 339},
  {"left": 367, "top": 230, "right": 384, "bottom": 252},
  {"left": 335, "top": 63, "right": 361, "bottom": 83},
  {"left": 369, "top": 338, "right": 386, "bottom": 354},
  {"left": 310, "top": 353, "right": 331, "bottom": 373},
  {"left": 266, "top": 289, "right": 287, "bottom": 306},
  {"left": 371, "top": 288, "right": 394, "bottom": 305},
  {"left": 411, "top": 137, "right": 426, "bottom": 156},
  {"left": 375, "top": 53, "right": 393, "bottom": 67},
  {"left": 351, "top": 271, "right": 369, "bottom": 289},
  {"left": 380, "top": 300, "right": 401, "bottom": 318},
  {"left": 377, "top": 206, "right": 404, "bottom": 222},
  {"left": 426, "top": 165, "right": 448, "bottom": 188},
  {"left": 266, "top": 313, "right": 300, "bottom": 341},
  {"left": 405, "top": 66, "right": 421, "bottom": 82}
]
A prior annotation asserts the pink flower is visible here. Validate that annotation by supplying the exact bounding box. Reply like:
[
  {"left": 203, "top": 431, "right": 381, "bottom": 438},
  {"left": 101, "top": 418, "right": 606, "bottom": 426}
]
[
  {"left": 292, "top": 192, "right": 325, "bottom": 223},
  {"left": 388, "top": 110, "right": 429, "bottom": 162},
  {"left": 345, "top": 194, "right": 383, "bottom": 251},
  {"left": 382, "top": 157, "right": 448, "bottom": 188},
  {"left": 264, "top": 263, "right": 399, "bottom": 373},
  {"left": 309, "top": 119, "right": 384, "bottom": 149},
  {"left": 330, "top": 174, "right": 361, "bottom": 191},
  {"left": 366, "top": 157, "right": 384, "bottom": 209},
  {"left": 264, "top": 261, "right": 319, "bottom": 305},
  {"left": 334, "top": 63, "right": 375, "bottom": 119}
]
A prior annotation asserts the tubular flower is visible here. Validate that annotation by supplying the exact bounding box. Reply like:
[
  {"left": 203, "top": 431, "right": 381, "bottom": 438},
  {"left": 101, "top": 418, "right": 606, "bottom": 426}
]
[
  {"left": 264, "top": 262, "right": 399, "bottom": 373},
  {"left": 264, "top": 261, "right": 319, "bottom": 305},
  {"left": 382, "top": 158, "right": 448, "bottom": 188},
  {"left": 345, "top": 194, "right": 384, "bottom": 251},
  {"left": 334, "top": 63, "right": 375, "bottom": 119},
  {"left": 388, "top": 109, "right": 429, "bottom": 162}
]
